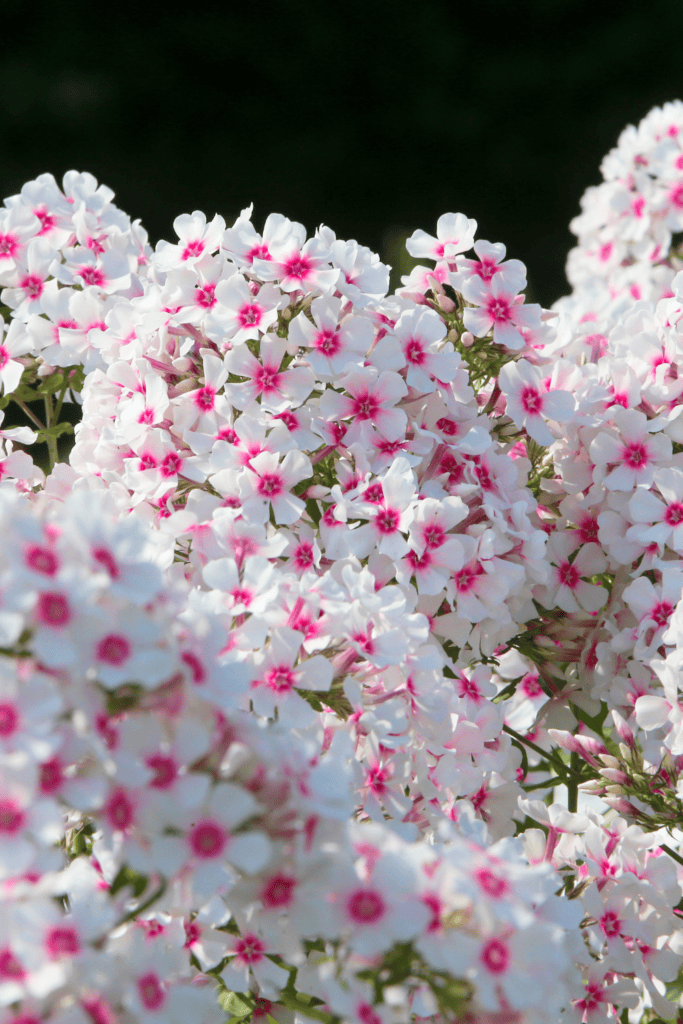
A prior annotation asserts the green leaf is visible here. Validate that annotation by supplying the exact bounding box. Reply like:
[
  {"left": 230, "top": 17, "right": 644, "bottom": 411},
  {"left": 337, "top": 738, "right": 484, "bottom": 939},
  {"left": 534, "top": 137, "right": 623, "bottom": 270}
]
[
  {"left": 34, "top": 421, "right": 74, "bottom": 444},
  {"left": 109, "top": 865, "right": 149, "bottom": 898},
  {"left": 431, "top": 976, "right": 473, "bottom": 1015},
  {"left": 218, "top": 991, "right": 255, "bottom": 1017},
  {"left": 305, "top": 498, "right": 321, "bottom": 525}
]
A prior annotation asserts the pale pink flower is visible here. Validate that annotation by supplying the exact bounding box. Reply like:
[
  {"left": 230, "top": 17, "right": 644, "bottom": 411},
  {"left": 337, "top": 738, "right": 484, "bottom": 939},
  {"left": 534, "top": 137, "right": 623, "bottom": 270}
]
[
  {"left": 462, "top": 275, "right": 542, "bottom": 350},
  {"left": 406, "top": 212, "right": 477, "bottom": 262},
  {"left": 499, "top": 358, "right": 575, "bottom": 446}
]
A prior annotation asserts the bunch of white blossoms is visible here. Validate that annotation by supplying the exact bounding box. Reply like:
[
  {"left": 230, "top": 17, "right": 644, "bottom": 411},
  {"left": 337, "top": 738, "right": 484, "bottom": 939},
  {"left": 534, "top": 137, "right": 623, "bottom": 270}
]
[{"left": 2, "top": 103, "right": 683, "bottom": 1024}]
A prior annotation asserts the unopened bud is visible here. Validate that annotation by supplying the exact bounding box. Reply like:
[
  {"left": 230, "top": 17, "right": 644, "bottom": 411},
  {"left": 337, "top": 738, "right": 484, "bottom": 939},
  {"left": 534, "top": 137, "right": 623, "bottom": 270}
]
[{"left": 460, "top": 331, "right": 475, "bottom": 348}]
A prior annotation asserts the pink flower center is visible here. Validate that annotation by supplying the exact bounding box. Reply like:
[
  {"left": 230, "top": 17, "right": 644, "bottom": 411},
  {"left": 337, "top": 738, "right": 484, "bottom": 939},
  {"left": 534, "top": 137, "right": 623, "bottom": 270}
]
[
  {"left": 520, "top": 385, "right": 543, "bottom": 415},
  {"left": 189, "top": 820, "right": 227, "bottom": 859},
  {"left": 375, "top": 507, "right": 399, "bottom": 534},
  {"left": 651, "top": 601, "right": 673, "bottom": 628},
  {"left": 20, "top": 273, "right": 43, "bottom": 299},
  {"left": 622, "top": 442, "right": 648, "bottom": 470},
  {"left": 351, "top": 390, "right": 380, "bottom": 420},
  {"left": 184, "top": 920, "right": 202, "bottom": 947},
  {"left": 578, "top": 516, "right": 599, "bottom": 543},
  {"left": 236, "top": 933, "right": 265, "bottom": 964},
  {"left": 357, "top": 1004, "right": 382, "bottom": 1024},
  {"left": 181, "top": 239, "right": 205, "bottom": 261},
  {"left": 81, "top": 996, "right": 117, "bottom": 1024},
  {"left": 346, "top": 887, "right": 386, "bottom": 924},
  {"left": 480, "top": 937, "right": 509, "bottom": 974},
  {"left": 423, "top": 524, "right": 445, "bottom": 548},
  {"left": 195, "top": 385, "right": 216, "bottom": 411},
  {"left": 36, "top": 591, "right": 71, "bottom": 627},
  {"left": 261, "top": 873, "right": 297, "bottom": 909},
  {"left": 0, "top": 946, "right": 25, "bottom": 979},
  {"left": 0, "top": 702, "right": 18, "bottom": 737},
  {"left": 0, "top": 233, "right": 19, "bottom": 258},
  {"left": 196, "top": 283, "right": 216, "bottom": 308},
  {"left": 238, "top": 303, "right": 262, "bottom": 327},
  {"left": 25, "top": 544, "right": 59, "bottom": 575},
  {"left": 45, "top": 926, "right": 80, "bottom": 959},
  {"left": 576, "top": 982, "right": 605, "bottom": 1013},
  {"left": 458, "top": 677, "right": 481, "bottom": 700},
  {"left": 475, "top": 257, "right": 499, "bottom": 281},
  {"left": 283, "top": 254, "right": 312, "bottom": 280},
  {"left": 558, "top": 561, "right": 579, "bottom": 588},
  {"left": 181, "top": 650, "right": 206, "bottom": 684},
  {"left": 161, "top": 451, "right": 182, "bottom": 477},
  {"left": 265, "top": 665, "right": 296, "bottom": 693},
  {"left": 454, "top": 563, "right": 481, "bottom": 593},
  {"left": 257, "top": 472, "right": 283, "bottom": 498},
  {"left": 35, "top": 209, "right": 55, "bottom": 234},
  {"left": 407, "top": 548, "right": 433, "bottom": 573},
  {"left": 436, "top": 417, "right": 459, "bottom": 437},
  {"left": 665, "top": 502, "right": 683, "bottom": 526},
  {"left": 315, "top": 328, "right": 341, "bottom": 355},
  {"left": 294, "top": 542, "right": 314, "bottom": 570},
  {"left": 405, "top": 339, "right": 425, "bottom": 364},
  {"left": 106, "top": 788, "right": 135, "bottom": 830},
  {"left": 600, "top": 910, "right": 621, "bottom": 939},
  {"left": 138, "top": 972, "right": 166, "bottom": 1011},
  {"left": 92, "top": 546, "right": 120, "bottom": 579},
  {"left": 0, "top": 799, "right": 24, "bottom": 834},
  {"left": 254, "top": 365, "right": 281, "bottom": 394},
  {"left": 146, "top": 754, "right": 178, "bottom": 789},
  {"left": 475, "top": 868, "right": 507, "bottom": 898},
  {"left": 521, "top": 673, "right": 543, "bottom": 697},
  {"left": 487, "top": 297, "right": 511, "bottom": 323},
  {"left": 78, "top": 266, "right": 105, "bottom": 287},
  {"left": 96, "top": 633, "right": 131, "bottom": 666},
  {"left": 40, "top": 757, "right": 64, "bottom": 794},
  {"left": 246, "top": 244, "right": 270, "bottom": 263}
]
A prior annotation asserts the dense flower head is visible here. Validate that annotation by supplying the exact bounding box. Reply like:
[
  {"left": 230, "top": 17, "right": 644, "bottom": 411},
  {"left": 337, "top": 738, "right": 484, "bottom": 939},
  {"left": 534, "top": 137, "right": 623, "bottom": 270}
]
[{"left": 1, "top": 115, "right": 683, "bottom": 1023}]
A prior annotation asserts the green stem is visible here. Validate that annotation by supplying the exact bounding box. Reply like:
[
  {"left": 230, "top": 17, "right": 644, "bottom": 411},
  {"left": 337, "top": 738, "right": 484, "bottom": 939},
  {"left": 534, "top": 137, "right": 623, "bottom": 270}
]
[
  {"left": 503, "top": 724, "right": 582, "bottom": 781},
  {"left": 43, "top": 395, "right": 57, "bottom": 471},
  {"left": 278, "top": 993, "right": 335, "bottom": 1024},
  {"left": 14, "top": 399, "right": 45, "bottom": 432},
  {"left": 115, "top": 881, "right": 167, "bottom": 928},
  {"left": 661, "top": 843, "right": 683, "bottom": 868},
  {"left": 567, "top": 752, "right": 579, "bottom": 812},
  {"left": 53, "top": 376, "right": 70, "bottom": 425}
]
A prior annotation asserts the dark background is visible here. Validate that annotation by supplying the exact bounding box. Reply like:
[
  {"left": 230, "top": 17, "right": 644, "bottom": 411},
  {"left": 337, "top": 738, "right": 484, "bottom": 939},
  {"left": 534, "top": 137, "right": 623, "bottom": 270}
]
[{"left": 1, "top": 1, "right": 682, "bottom": 308}]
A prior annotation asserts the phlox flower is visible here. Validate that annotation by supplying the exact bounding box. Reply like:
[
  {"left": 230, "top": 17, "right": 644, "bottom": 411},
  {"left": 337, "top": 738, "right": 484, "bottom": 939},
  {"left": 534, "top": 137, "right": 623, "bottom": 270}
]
[
  {"left": 288, "top": 295, "right": 372, "bottom": 379},
  {"left": 461, "top": 274, "right": 542, "bottom": 350},
  {"left": 406, "top": 212, "right": 477, "bottom": 263},
  {"left": 392, "top": 306, "right": 461, "bottom": 393},
  {"left": 249, "top": 625, "right": 332, "bottom": 724},
  {"left": 536, "top": 532, "right": 608, "bottom": 614},
  {"left": 238, "top": 449, "right": 311, "bottom": 526},
  {"left": 225, "top": 336, "right": 314, "bottom": 413},
  {"left": 627, "top": 466, "right": 683, "bottom": 552},
  {"left": 253, "top": 227, "right": 338, "bottom": 294},
  {"left": 152, "top": 211, "right": 226, "bottom": 270},
  {"left": 589, "top": 407, "right": 672, "bottom": 491},
  {"left": 318, "top": 366, "right": 408, "bottom": 447},
  {"left": 323, "top": 231, "right": 390, "bottom": 307},
  {"left": 219, "top": 926, "right": 289, "bottom": 998},
  {"left": 0, "top": 204, "right": 40, "bottom": 283},
  {"left": 205, "top": 277, "right": 285, "bottom": 347},
  {"left": 498, "top": 358, "right": 575, "bottom": 446},
  {"left": 624, "top": 567, "right": 683, "bottom": 654},
  {"left": 0, "top": 238, "right": 55, "bottom": 321},
  {"left": 453, "top": 239, "right": 526, "bottom": 287}
]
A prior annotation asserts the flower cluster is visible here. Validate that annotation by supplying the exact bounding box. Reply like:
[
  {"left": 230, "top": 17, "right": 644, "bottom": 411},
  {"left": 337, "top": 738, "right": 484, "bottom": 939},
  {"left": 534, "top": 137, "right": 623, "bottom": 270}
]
[{"left": 0, "top": 111, "right": 683, "bottom": 1024}]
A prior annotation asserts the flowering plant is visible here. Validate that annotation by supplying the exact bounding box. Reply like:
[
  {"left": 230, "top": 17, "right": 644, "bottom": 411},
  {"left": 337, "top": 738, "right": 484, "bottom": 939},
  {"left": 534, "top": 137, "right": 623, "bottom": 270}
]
[{"left": 3, "top": 102, "right": 683, "bottom": 1024}]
